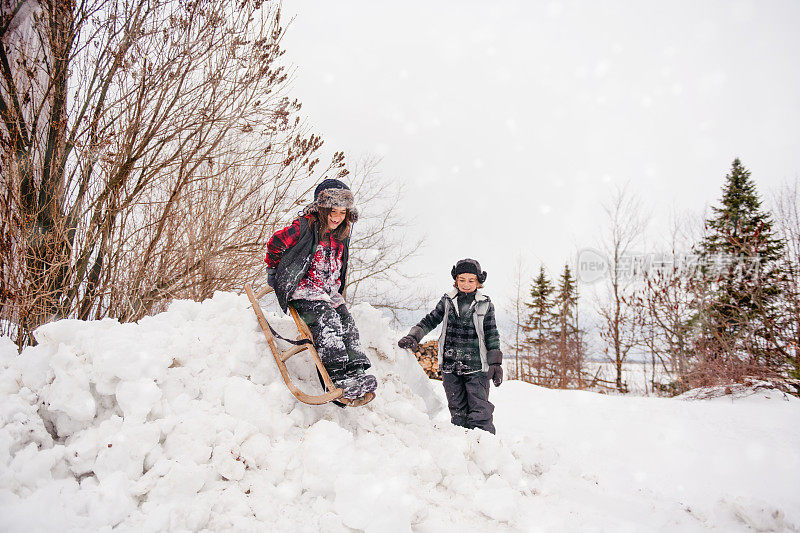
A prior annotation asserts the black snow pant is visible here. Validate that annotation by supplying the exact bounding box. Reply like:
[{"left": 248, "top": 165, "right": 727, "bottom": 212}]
[
  {"left": 442, "top": 371, "right": 496, "bottom": 434},
  {"left": 291, "top": 299, "right": 371, "bottom": 381}
]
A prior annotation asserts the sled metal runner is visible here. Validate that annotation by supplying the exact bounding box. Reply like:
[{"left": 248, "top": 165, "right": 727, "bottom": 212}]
[{"left": 244, "top": 283, "right": 374, "bottom": 407}]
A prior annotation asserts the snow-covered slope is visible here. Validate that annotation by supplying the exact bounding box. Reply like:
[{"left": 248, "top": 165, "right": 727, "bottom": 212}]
[{"left": 1, "top": 292, "right": 798, "bottom": 532}]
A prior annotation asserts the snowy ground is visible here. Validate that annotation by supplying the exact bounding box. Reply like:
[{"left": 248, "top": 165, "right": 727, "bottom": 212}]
[
  {"left": 490, "top": 383, "right": 799, "bottom": 532},
  {"left": 1, "top": 292, "right": 798, "bottom": 532}
]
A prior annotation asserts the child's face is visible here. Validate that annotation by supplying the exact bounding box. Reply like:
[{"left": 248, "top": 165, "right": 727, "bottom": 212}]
[
  {"left": 456, "top": 273, "right": 479, "bottom": 293},
  {"left": 327, "top": 208, "right": 347, "bottom": 231}
]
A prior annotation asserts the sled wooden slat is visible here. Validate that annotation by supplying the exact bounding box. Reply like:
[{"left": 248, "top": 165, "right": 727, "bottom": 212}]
[
  {"left": 253, "top": 284, "right": 274, "bottom": 300},
  {"left": 281, "top": 343, "right": 308, "bottom": 361},
  {"left": 244, "top": 283, "right": 343, "bottom": 405}
]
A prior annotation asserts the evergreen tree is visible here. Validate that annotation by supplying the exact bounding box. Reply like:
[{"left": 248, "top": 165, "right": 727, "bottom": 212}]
[
  {"left": 553, "top": 263, "right": 585, "bottom": 388},
  {"left": 692, "top": 158, "right": 787, "bottom": 378},
  {"left": 524, "top": 265, "right": 557, "bottom": 385},
  {"left": 700, "top": 158, "right": 785, "bottom": 265},
  {"left": 554, "top": 265, "right": 577, "bottom": 326}
]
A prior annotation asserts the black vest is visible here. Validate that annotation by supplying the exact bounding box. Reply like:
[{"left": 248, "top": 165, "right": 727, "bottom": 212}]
[{"left": 273, "top": 216, "right": 350, "bottom": 312}]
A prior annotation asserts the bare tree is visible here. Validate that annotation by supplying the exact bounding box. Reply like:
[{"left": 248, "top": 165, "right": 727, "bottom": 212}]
[
  {"left": 631, "top": 208, "right": 699, "bottom": 395},
  {"left": 503, "top": 254, "right": 528, "bottom": 381},
  {"left": 342, "top": 155, "right": 427, "bottom": 323},
  {"left": 1, "top": 1, "right": 341, "bottom": 346},
  {"left": 772, "top": 177, "right": 800, "bottom": 384},
  {"left": 596, "top": 184, "right": 646, "bottom": 392}
]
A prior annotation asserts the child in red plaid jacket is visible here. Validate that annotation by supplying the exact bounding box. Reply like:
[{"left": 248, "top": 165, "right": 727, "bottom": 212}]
[{"left": 265, "top": 179, "right": 376, "bottom": 401}]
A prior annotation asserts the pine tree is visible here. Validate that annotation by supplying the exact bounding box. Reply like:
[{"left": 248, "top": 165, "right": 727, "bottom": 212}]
[
  {"left": 524, "top": 265, "right": 557, "bottom": 385},
  {"left": 553, "top": 264, "right": 585, "bottom": 388},
  {"left": 700, "top": 158, "right": 785, "bottom": 265},
  {"left": 692, "top": 158, "right": 787, "bottom": 379}
]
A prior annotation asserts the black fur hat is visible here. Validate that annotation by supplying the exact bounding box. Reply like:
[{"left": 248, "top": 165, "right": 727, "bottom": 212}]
[
  {"left": 451, "top": 258, "right": 487, "bottom": 284},
  {"left": 311, "top": 179, "right": 358, "bottom": 220}
]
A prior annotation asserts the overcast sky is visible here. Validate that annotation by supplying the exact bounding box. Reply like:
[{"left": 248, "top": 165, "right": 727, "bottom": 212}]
[{"left": 280, "top": 0, "right": 800, "bottom": 325}]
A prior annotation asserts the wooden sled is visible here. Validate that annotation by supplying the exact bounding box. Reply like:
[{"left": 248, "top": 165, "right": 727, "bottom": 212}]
[{"left": 244, "top": 283, "right": 374, "bottom": 407}]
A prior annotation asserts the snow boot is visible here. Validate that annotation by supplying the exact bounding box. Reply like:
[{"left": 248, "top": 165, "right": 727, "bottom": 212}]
[{"left": 334, "top": 370, "right": 377, "bottom": 400}]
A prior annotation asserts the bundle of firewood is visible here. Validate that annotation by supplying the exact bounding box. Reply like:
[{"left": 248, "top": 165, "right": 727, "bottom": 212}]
[{"left": 413, "top": 341, "right": 441, "bottom": 380}]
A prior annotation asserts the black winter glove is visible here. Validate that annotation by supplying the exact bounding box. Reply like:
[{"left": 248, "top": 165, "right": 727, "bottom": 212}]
[
  {"left": 487, "top": 364, "right": 503, "bottom": 387},
  {"left": 266, "top": 267, "right": 277, "bottom": 288},
  {"left": 398, "top": 335, "right": 419, "bottom": 352}
]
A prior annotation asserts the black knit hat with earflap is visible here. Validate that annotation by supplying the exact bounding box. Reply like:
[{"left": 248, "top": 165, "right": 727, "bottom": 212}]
[{"left": 451, "top": 258, "right": 487, "bottom": 284}]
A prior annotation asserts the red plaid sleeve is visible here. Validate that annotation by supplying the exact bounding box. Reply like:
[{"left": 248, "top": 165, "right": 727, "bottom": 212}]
[{"left": 265, "top": 217, "right": 305, "bottom": 268}]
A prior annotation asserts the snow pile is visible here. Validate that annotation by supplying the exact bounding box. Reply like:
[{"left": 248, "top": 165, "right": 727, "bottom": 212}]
[{"left": 0, "top": 292, "right": 547, "bottom": 532}]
